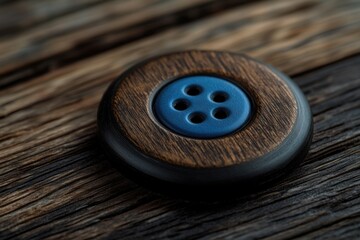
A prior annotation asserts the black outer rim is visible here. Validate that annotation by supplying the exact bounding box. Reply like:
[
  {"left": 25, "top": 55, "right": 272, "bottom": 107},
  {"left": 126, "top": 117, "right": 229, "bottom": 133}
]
[{"left": 97, "top": 51, "right": 313, "bottom": 200}]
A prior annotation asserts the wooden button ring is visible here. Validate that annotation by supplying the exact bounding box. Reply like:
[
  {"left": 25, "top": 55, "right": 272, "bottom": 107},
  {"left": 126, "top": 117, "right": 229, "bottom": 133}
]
[{"left": 97, "top": 50, "right": 313, "bottom": 199}]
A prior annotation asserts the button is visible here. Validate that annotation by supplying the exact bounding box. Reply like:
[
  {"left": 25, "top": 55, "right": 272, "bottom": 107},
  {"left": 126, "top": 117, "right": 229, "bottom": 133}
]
[
  {"left": 97, "top": 50, "right": 313, "bottom": 200},
  {"left": 153, "top": 75, "right": 252, "bottom": 138}
]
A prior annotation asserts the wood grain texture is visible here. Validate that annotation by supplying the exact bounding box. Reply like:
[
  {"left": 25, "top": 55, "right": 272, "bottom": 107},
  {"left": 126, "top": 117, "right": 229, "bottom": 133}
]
[
  {"left": 113, "top": 50, "right": 297, "bottom": 168},
  {"left": 0, "top": 0, "right": 251, "bottom": 87},
  {"left": 0, "top": 0, "right": 359, "bottom": 239},
  {"left": 0, "top": 0, "right": 108, "bottom": 35},
  {"left": 1, "top": 0, "right": 358, "bottom": 89}
]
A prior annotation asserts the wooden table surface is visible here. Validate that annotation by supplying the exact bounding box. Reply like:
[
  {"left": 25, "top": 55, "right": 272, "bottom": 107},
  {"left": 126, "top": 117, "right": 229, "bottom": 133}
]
[{"left": 0, "top": 0, "right": 359, "bottom": 239}]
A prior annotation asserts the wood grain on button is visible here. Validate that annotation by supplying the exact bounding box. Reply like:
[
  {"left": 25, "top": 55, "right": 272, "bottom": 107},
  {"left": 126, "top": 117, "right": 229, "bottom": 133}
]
[{"left": 112, "top": 50, "right": 297, "bottom": 168}]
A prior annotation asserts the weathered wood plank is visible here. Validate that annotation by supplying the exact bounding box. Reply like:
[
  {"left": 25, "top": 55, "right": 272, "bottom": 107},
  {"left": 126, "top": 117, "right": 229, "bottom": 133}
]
[
  {"left": 0, "top": 0, "right": 109, "bottom": 35},
  {"left": 1, "top": 0, "right": 359, "bottom": 87},
  {"left": 0, "top": 0, "right": 252, "bottom": 87}
]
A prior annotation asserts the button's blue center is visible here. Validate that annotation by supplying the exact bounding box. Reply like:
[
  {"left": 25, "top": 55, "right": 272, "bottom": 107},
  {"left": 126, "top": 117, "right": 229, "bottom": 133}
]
[{"left": 153, "top": 75, "right": 252, "bottom": 138}]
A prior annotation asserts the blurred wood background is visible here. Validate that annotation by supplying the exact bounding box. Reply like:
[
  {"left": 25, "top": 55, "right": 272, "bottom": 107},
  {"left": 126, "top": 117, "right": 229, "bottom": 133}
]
[{"left": 0, "top": 0, "right": 359, "bottom": 239}]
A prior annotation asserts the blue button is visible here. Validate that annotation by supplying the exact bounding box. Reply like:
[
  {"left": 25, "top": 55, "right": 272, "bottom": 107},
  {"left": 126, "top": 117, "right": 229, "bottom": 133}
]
[{"left": 153, "top": 75, "right": 252, "bottom": 138}]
